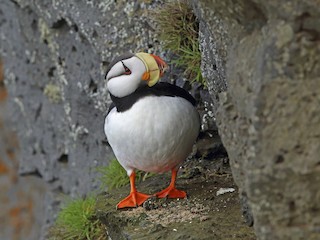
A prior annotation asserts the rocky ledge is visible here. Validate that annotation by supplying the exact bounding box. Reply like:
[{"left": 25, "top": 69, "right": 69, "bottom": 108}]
[{"left": 50, "top": 156, "right": 255, "bottom": 240}]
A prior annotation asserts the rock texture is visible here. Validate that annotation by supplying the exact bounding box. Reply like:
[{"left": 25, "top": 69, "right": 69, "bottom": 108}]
[
  {"left": 1, "top": 58, "right": 47, "bottom": 240},
  {"left": 94, "top": 163, "right": 255, "bottom": 240},
  {"left": 0, "top": 0, "right": 170, "bottom": 239},
  {"left": 1, "top": 0, "right": 320, "bottom": 239},
  {"left": 192, "top": 0, "right": 320, "bottom": 239}
]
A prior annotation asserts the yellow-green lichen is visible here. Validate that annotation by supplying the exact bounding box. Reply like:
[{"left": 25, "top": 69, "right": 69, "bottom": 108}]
[
  {"left": 44, "top": 83, "right": 62, "bottom": 103},
  {"left": 38, "top": 18, "right": 52, "bottom": 44}
]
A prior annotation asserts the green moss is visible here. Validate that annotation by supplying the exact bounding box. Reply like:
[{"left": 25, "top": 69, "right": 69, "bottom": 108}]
[
  {"left": 152, "top": 0, "right": 205, "bottom": 86},
  {"left": 44, "top": 83, "right": 62, "bottom": 103},
  {"left": 97, "top": 159, "right": 155, "bottom": 190},
  {"left": 50, "top": 195, "right": 104, "bottom": 240}
]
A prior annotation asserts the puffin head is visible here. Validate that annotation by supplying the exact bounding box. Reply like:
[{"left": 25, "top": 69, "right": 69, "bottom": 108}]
[{"left": 105, "top": 52, "right": 167, "bottom": 98}]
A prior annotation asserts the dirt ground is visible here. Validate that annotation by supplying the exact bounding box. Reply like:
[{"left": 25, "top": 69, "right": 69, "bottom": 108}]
[{"left": 96, "top": 156, "right": 256, "bottom": 240}]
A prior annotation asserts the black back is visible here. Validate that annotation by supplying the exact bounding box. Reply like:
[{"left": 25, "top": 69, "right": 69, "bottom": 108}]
[{"left": 107, "top": 82, "right": 196, "bottom": 113}]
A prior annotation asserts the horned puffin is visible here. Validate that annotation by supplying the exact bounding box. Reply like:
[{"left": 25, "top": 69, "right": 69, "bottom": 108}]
[{"left": 104, "top": 52, "right": 200, "bottom": 209}]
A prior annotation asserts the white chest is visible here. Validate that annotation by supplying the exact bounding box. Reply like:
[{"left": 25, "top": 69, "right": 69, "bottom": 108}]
[{"left": 104, "top": 96, "right": 199, "bottom": 174}]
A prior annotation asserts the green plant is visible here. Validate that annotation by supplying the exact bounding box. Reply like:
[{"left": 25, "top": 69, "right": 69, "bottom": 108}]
[
  {"left": 152, "top": 0, "right": 205, "bottom": 86},
  {"left": 97, "top": 159, "right": 155, "bottom": 190},
  {"left": 53, "top": 195, "right": 101, "bottom": 240}
]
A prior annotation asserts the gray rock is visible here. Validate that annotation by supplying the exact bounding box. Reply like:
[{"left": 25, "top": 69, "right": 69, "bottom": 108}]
[
  {"left": 0, "top": 0, "right": 168, "bottom": 239},
  {"left": 192, "top": 0, "right": 320, "bottom": 239},
  {"left": 2, "top": 0, "right": 319, "bottom": 239}
]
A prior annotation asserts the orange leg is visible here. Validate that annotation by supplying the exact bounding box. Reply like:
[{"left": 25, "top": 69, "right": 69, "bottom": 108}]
[
  {"left": 155, "top": 168, "right": 187, "bottom": 199},
  {"left": 117, "top": 171, "right": 151, "bottom": 209}
]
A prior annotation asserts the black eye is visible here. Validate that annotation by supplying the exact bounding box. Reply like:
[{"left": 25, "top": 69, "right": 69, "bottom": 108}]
[{"left": 121, "top": 61, "right": 131, "bottom": 75}]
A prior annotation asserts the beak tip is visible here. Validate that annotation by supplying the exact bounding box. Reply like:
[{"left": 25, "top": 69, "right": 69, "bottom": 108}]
[{"left": 150, "top": 54, "right": 168, "bottom": 77}]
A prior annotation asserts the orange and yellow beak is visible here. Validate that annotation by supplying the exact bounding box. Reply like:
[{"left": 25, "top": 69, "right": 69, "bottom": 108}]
[{"left": 135, "top": 52, "right": 168, "bottom": 87}]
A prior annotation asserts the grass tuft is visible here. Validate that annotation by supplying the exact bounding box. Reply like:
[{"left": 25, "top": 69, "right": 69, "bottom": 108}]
[
  {"left": 152, "top": 0, "right": 205, "bottom": 86},
  {"left": 97, "top": 159, "right": 155, "bottom": 190},
  {"left": 52, "top": 195, "right": 102, "bottom": 240}
]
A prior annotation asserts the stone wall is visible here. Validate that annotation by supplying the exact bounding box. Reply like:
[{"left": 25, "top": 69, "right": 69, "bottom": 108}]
[
  {"left": 0, "top": 1, "right": 169, "bottom": 239},
  {"left": 1, "top": 55, "right": 47, "bottom": 240},
  {"left": 191, "top": 0, "right": 320, "bottom": 239}
]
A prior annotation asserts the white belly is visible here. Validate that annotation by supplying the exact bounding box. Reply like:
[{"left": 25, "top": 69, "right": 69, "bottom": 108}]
[{"left": 104, "top": 96, "right": 200, "bottom": 175}]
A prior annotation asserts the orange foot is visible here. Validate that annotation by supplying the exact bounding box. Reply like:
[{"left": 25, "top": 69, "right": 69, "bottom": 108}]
[
  {"left": 155, "top": 186, "right": 187, "bottom": 199},
  {"left": 117, "top": 191, "right": 151, "bottom": 209},
  {"left": 155, "top": 168, "right": 187, "bottom": 199}
]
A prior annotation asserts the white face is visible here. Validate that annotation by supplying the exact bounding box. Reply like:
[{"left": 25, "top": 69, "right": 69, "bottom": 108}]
[{"left": 106, "top": 56, "right": 146, "bottom": 98}]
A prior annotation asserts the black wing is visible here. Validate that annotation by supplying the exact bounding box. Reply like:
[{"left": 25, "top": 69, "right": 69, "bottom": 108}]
[
  {"left": 108, "top": 82, "right": 197, "bottom": 113},
  {"left": 150, "top": 82, "right": 196, "bottom": 106},
  {"left": 107, "top": 102, "right": 116, "bottom": 114}
]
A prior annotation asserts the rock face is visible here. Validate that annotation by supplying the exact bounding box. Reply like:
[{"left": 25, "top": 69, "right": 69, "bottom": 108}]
[
  {"left": 192, "top": 0, "right": 320, "bottom": 239},
  {"left": 1, "top": 0, "right": 320, "bottom": 240},
  {"left": 0, "top": 1, "right": 167, "bottom": 239}
]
